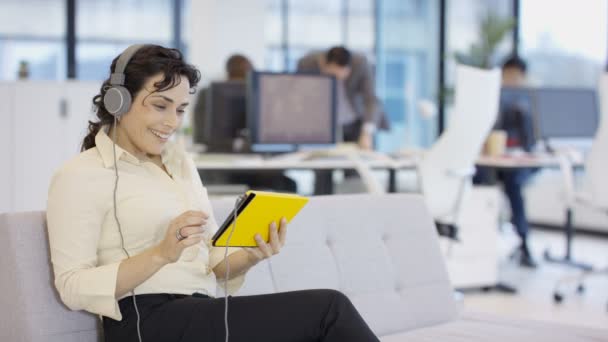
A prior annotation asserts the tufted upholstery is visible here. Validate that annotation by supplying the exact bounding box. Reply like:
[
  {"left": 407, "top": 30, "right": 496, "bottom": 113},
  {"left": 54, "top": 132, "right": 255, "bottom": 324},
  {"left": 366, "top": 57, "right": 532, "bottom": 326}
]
[
  {"left": 2, "top": 194, "right": 607, "bottom": 341},
  {"left": 214, "top": 194, "right": 459, "bottom": 336},
  {"left": 0, "top": 194, "right": 456, "bottom": 341}
]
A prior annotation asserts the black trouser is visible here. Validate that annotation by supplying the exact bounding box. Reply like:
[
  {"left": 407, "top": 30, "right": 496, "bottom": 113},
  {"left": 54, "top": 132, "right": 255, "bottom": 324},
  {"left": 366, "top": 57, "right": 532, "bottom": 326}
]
[
  {"left": 103, "top": 289, "right": 379, "bottom": 342},
  {"left": 342, "top": 119, "right": 362, "bottom": 143},
  {"left": 342, "top": 119, "right": 364, "bottom": 179}
]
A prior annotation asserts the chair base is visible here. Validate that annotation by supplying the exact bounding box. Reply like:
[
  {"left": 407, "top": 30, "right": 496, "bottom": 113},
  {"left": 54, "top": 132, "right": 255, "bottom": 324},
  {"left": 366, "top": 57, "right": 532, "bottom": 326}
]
[
  {"left": 481, "top": 282, "right": 518, "bottom": 294},
  {"left": 543, "top": 249, "right": 594, "bottom": 271}
]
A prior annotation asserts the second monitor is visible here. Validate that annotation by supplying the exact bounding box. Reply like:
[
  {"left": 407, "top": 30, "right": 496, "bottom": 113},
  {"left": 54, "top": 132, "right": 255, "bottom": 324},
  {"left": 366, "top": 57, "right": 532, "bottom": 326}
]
[
  {"left": 534, "top": 88, "right": 598, "bottom": 139},
  {"left": 201, "top": 80, "right": 248, "bottom": 152},
  {"left": 247, "top": 72, "right": 337, "bottom": 152}
]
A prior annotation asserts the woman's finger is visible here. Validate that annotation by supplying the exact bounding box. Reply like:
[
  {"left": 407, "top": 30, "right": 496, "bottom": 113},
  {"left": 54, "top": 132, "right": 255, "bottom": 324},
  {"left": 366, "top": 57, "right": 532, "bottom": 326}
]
[
  {"left": 255, "top": 234, "right": 273, "bottom": 258},
  {"left": 182, "top": 210, "right": 209, "bottom": 219},
  {"left": 178, "top": 225, "right": 205, "bottom": 238},
  {"left": 175, "top": 216, "right": 206, "bottom": 230},
  {"left": 269, "top": 222, "right": 281, "bottom": 254},
  {"left": 179, "top": 235, "right": 204, "bottom": 248},
  {"left": 278, "top": 217, "right": 288, "bottom": 246}
]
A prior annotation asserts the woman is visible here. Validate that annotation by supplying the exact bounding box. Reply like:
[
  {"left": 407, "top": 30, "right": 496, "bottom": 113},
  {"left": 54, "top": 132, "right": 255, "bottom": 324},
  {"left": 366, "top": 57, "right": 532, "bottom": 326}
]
[{"left": 46, "top": 45, "right": 378, "bottom": 342}]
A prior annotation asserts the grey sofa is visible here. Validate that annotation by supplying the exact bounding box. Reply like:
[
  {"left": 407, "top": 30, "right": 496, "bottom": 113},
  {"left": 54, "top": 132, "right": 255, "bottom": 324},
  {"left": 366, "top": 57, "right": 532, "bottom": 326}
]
[{"left": 1, "top": 194, "right": 607, "bottom": 341}]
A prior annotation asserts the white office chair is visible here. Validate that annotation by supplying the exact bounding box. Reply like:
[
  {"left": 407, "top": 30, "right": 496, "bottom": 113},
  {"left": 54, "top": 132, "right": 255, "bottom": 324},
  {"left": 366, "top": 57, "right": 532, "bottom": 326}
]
[
  {"left": 553, "top": 73, "right": 608, "bottom": 308},
  {"left": 418, "top": 65, "right": 501, "bottom": 244}
]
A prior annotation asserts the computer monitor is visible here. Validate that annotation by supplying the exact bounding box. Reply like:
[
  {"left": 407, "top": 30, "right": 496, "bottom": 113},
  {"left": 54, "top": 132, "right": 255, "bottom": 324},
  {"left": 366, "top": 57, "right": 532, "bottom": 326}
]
[
  {"left": 198, "top": 81, "right": 247, "bottom": 152},
  {"left": 247, "top": 72, "right": 337, "bottom": 152},
  {"left": 534, "top": 88, "right": 599, "bottom": 139}
]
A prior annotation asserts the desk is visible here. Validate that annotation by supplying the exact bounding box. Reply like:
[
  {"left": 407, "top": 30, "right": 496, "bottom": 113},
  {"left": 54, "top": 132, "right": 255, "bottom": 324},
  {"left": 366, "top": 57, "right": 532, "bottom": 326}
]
[
  {"left": 386, "top": 153, "right": 584, "bottom": 192},
  {"left": 476, "top": 154, "right": 584, "bottom": 169},
  {"left": 193, "top": 153, "right": 414, "bottom": 194},
  {"left": 194, "top": 152, "right": 581, "bottom": 194}
]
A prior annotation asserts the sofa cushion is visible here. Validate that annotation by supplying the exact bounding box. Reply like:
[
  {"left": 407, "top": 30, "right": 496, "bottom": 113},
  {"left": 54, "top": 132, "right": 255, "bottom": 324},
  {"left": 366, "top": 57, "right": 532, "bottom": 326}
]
[{"left": 212, "top": 194, "right": 459, "bottom": 337}]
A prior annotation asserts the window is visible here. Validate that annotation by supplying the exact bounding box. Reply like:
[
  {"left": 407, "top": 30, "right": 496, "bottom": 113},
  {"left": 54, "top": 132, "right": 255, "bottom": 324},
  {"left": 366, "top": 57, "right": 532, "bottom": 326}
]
[
  {"left": 264, "top": 0, "right": 374, "bottom": 71},
  {"left": 0, "top": 0, "right": 187, "bottom": 80},
  {"left": 520, "top": 0, "right": 607, "bottom": 87},
  {"left": 265, "top": 0, "right": 286, "bottom": 71},
  {"left": 444, "top": 0, "right": 514, "bottom": 130},
  {"left": 446, "top": 0, "right": 513, "bottom": 85},
  {"left": 287, "top": 0, "right": 343, "bottom": 70},
  {"left": 375, "top": 0, "right": 440, "bottom": 150},
  {"left": 264, "top": 0, "right": 438, "bottom": 150},
  {"left": 0, "top": 0, "right": 66, "bottom": 80},
  {"left": 76, "top": 0, "right": 175, "bottom": 80},
  {"left": 346, "top": 0, "right": 375, "bottom": 54}
]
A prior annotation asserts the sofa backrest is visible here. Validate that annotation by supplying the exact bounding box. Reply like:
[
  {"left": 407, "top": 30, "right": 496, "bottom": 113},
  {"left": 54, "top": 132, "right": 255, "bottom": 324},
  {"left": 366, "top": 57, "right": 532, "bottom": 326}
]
[
  {"left": 213, "top": 194, "right": 458, "bottom": 337},
  {"left": 0, "top": 194, "right": 457, "bottom": 340},
  {"left": 0, "top": 212, "right": 101, "bottom": 342}
]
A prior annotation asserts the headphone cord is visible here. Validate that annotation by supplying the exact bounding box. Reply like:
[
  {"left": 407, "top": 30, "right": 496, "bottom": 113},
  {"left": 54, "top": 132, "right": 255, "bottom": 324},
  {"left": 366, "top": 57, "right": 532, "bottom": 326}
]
[
  {"left": 223, "top": 196, "right": 242, "bottom": 342},
  {"left": 112, "top": 116, "right": 240, "bottom": 342},
  {"left": 112, "top": 116, "right": 143, "bottom": 342}
]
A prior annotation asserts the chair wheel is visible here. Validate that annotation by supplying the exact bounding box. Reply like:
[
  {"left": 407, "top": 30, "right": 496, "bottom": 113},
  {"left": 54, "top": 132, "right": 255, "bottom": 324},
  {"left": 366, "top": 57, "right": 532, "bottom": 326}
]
[
  {"left": 553, "top": 292, "right": 564, "bottom": 303},
  {"left": 576, "top": 284, "right": 585, "bottom": 293}
]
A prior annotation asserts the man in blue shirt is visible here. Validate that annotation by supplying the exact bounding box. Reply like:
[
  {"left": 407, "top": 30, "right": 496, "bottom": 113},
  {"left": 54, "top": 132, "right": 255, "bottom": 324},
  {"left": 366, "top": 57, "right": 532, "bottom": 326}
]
[{"left": 476, "top": 56, "right": 538, "bottom": 268}]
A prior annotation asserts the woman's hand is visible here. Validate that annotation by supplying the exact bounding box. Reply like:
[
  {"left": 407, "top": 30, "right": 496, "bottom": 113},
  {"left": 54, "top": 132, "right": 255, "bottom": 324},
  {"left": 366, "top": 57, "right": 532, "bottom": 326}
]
[
  {"left": 244, "top": 217, "right": 288, "bottom": 264},
  {"left": 155, "top": 210, "right": 209, "bottom": 264}
]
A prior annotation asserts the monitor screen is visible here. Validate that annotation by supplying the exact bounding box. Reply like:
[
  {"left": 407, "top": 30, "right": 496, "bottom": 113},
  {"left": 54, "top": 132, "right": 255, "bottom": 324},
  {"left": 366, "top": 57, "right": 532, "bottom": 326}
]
[
  {"left": 200, "top": 81, "right": 247, "bottom": 152},
  {"left": 248, "top": 72, "right": 337, "bottom": 150},
  {"left": 534, "top": 88, "right": 598, "bottom": 139}
]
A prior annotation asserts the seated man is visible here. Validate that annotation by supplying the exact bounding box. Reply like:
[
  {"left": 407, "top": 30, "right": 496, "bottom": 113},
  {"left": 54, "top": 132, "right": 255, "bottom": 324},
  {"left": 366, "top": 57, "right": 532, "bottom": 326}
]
[{"left": 475, "top": 55, "right": 538, "bottom": 268}]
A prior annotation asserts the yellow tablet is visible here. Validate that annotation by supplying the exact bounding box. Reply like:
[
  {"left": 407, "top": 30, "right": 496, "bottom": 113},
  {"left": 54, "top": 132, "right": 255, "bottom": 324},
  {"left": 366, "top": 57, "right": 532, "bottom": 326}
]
[{"left": 211, "top": 191, "right": 309, "bottom": 247}]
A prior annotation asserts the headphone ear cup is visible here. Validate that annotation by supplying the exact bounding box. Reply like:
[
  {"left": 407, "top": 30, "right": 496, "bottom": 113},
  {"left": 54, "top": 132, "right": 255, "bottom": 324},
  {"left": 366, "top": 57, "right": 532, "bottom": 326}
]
[{"left": 103, "top": 86, "right": 132, "bottom": 118}]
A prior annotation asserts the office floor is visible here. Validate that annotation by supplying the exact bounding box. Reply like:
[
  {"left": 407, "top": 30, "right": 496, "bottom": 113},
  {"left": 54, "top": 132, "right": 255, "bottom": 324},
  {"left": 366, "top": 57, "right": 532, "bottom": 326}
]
[{"left": 464, "top": 226, "right": 608, "bottom": 329}]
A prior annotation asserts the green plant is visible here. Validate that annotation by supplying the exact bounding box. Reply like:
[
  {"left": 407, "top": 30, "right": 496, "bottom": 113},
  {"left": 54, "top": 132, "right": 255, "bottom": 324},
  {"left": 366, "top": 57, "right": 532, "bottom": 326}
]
[
  {"left": 454, "top": 11, "right": 515, "bottom": 69},
  {"left": 439, "top": 11, "right": 515, "bottom": 104},
  {"left": 181, "top": 125, "right": 193, "bottom": 136}
]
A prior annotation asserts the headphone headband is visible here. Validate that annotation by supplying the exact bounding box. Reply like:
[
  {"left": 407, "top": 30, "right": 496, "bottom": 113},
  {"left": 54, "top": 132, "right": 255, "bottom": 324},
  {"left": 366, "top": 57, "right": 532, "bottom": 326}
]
[{"left": 109, "top": 44, "right": 147, "bottom": 86}]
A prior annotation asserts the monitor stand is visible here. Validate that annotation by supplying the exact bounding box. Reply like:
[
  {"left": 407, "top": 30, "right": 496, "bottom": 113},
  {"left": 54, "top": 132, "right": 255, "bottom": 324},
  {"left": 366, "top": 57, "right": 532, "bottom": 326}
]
[{"left": 543, "top": 138, "right": 555, "bottom": 154}]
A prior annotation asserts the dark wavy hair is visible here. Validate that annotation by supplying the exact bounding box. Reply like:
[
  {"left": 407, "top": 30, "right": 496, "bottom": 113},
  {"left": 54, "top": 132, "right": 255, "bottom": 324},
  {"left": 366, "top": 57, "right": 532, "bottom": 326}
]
[
  {"left": 326, "top": 46, "right": 352, "bottom": 67},
  {"left": 81, "top": 45, "right": 201, "bottom": 151}
]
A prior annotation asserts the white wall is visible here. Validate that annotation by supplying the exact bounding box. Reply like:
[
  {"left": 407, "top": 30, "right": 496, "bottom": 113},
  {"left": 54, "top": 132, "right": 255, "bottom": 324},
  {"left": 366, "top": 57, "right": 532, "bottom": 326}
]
[
  {"left": 189, "top": 0, "right": 267, "bottom": 84},
  {"left": 0, "top": 84, "right": 15, "bottom": 213}
]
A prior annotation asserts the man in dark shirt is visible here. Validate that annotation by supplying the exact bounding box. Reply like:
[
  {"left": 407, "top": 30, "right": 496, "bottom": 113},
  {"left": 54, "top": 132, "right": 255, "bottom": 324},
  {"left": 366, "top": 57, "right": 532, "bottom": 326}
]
[
  {"left": 297, "top": 46, "right": 389, "bottom": 150},
  {"left": 476, "top": 56, "right": 538, "bottom": 268}
]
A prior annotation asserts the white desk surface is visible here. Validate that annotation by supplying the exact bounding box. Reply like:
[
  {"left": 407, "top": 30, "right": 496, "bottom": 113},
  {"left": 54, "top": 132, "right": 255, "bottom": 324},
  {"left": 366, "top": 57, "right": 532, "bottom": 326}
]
[
  {"left": 476, "top": 154, "right": 584, "bottom": 169},
  {"left": 193, "top": 152, "right": 417, "bottom": 170},
  {"left": 193, "top": 151, "right": 581, "bottom": 171},
  {"left": 391, "top": 149, "right": 584, "bottom": 169}
]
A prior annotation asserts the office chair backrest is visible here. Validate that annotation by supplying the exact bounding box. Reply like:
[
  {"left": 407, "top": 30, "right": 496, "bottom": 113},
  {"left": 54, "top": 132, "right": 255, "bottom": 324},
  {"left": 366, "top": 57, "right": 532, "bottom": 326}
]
[
  {"left": 419, "top": 65, "right": 501, "bottom": 219},
  {"left": 584, "top": 73, "right": 608, "bottom": 208}
]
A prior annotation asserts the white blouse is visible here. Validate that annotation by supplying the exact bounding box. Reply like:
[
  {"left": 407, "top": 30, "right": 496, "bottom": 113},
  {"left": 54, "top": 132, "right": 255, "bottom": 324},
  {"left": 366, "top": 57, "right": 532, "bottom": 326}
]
[{"left": 46, "top": 127, "right": 243, "bottom": 321}]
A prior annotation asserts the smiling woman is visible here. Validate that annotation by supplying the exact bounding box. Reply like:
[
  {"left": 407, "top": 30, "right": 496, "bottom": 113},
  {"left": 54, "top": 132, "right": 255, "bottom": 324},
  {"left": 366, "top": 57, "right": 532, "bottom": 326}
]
[
  {"left": 47, "top": 44, "right": 378, "bottom": 342},
  {"left": 108, "top": 74, "right": 192, "bottom": 162},
  {"left": 81, "top": 45, "right": 200, "bottom": 155}
]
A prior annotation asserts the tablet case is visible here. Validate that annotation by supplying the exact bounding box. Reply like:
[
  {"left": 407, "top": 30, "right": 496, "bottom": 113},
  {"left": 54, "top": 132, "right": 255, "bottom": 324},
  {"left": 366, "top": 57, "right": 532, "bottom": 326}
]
[{"left": 212, "top": 191, "right": 309, "bottom": 247}]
